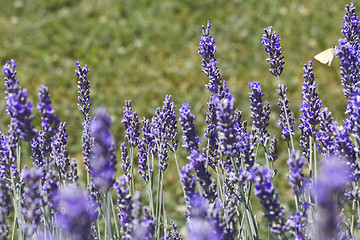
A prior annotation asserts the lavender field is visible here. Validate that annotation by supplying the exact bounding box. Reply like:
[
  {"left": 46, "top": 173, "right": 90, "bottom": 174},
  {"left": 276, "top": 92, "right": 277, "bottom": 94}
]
[{"left": 1, "top": 2, "right": 360, "bottom": 240}]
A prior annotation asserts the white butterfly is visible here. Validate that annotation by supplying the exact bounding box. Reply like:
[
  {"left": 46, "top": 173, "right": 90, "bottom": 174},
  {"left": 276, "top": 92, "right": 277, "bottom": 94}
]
[{"left": 314, "top": 46, "right": 337, "bottom": 66}]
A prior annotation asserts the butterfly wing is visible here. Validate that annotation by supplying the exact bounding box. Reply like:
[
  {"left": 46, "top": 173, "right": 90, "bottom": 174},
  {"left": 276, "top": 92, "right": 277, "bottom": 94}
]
[{"left": 314, "top": 48, "right": 333, "bottom": 65}]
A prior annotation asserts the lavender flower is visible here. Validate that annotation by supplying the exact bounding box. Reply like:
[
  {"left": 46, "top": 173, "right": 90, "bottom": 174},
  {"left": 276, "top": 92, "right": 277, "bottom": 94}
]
[
  {"left": 214, "top": 93, "right": 237, "bottom": 157},
  {"left": 142, "top": 117, "right": 156, "bottom": 154},
  {"left": 42, "top": 162, "right": 60, "bottom": 210},
  {"left": 180, "top": 163, "right": 196, "bottom": 218},
  {"left": 151, "top": 95, "right": 178, "bottom": 170},
  {"left": 287, "top": 203, "right": 310, "bottom": 240},
  {"left": 21, "top": 166, "right": 43, "bottom": 236},
  {"left": 249, "top": 81, "right": 270, "bottom": 146},
  {"left": 316, "top": 108, "right": 336, "bottom": 156},
  {"left": 239, "top": 131, "right": 256, "bottom": 169},
  {"left": 37, "top": 85, "right": 60, "bottom": 143},
  {"left": 179, "top": 102, "right": 200, "bottom": 152},
  {"left": 248, "top": 164, "right": 288, "bottom": 236},
  {"left": 341, "top": 3, "right": 360, "bottom": 44},
  {"left": 170, "top": 220, "right": 183, "bottom": 240},
  {"left": 0, "top": 176, "right": 10, "bottom": 239},
  {"left": 261, "top": 26, "right": 285, "bottom": 78},
  {"left": 198, "top": 20, "right": 228, "bottom": 96},
  {"left": 55, "top": 184, "right": 98, "bottom": 240},
  {"left": 3, "top": 65, "right": 35, "bottom": 141},
  {"left": 114, "top": 176, "right": 133, "bottom": 239},
  {"left": 203, "top": 95, "right": 219, "bottom": 169},
  {"left": 287, "top": 151, "right": 307, "bottom": 196},
  {"left": 51, "top": 122, "right": 71, "bottom": 182},
  {"left": 90, "top": 108, "right": 117, "bottom": 191},
  {"left": 268, "top": 135, "right": 278, "bottom": 162},
  {"left": 188, "top": 150, "right": 217, "bottom": 203},
  {"left": 120, "top": 142, "right": 132, "bottom": 182},
  {"left": 186, "top": 195, "right": 222, "bottom": 240},
  {"left": 122, "top": 100, "right": 140, "bottom": 148},
  {"left": 299, "top": 61, "right": 323, "bottom": 157},
  {"left": 75, "top": 61, "right": 91, "bottom": 116},
  {"left": 76, "top": 62, "right": 93, "bottom": 172},
  {"left": 312, "top": 156, "right": 350, "bottom": 240},
  {"left": 222, "top": 193, "right": 238, "bottom": 239},
  {"left": 337, "top": 38, "right": 360, "bottom": 99},
  {"left": 277, "top": 85, "right": 295, "bottom": 142}
]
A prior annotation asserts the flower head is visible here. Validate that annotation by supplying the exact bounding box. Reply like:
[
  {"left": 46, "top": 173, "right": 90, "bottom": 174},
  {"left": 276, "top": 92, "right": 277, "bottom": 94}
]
[
  {"left": 261, "top": 26, "right": 285, "bottom": 77},
  {"left": 179, "top": 102, "right": 200, "bottom": 152},
  {"left": 90, "top": 108, "right": 117, "bottom": 191}
]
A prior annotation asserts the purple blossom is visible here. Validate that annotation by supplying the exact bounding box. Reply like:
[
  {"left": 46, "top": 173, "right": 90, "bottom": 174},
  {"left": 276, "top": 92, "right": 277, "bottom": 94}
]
[
  {"left": 316, "top": 108, "right": 336, "bottom": 156},
  {"left": 42, "top": 162, "right": 60, "bottom": 209},
  {"left": 239, "top": 131, "right": 256, "bottom": 169},
  {"left": 122, "top": 100, "right": 140, "bottom": 148},
  {"left": 203, "top": 95, "right": 219, "bottom": 169},
  {"left": 21, "top": 166, "right": 43, "bottom": 236},
  {"left": 90, "top": 108, "right": 117, "bottom": 191},
  {"left": 222, "top": 193, "right": 238, "bottom": 239},
  {"left": 76, "top": 62, "right": 93, "bottom": 172},
  {"left": 268, "top": 135, "right": 278, "bottom": 162},
  {"left": 37, "top": 85, "right": 60, "bottom": 142},
  {"left": 51, "top": 122, "right": 71, "bottom": 182},
  {"left": 55, "top": 184, "right": 98, "bottom": 240},
  {"left": 188, "top": 150, "right": 217, "bottom": 202},
  {"left": 287, "top": 151, "right": 307, "bottom": 196},
  {"left": 261, "top": 26, "right": 285, "bottom": 77},
  {"left": 170, "top": 220, "right": 183, "bottom": 240},
  {"left": 214, "top": 93, "right": 237, "bottom": 157},
  {"left": 0, "top": 175, "right": 10, "bottom": 239},
  {"left": 120, "top": 142, "right": 132, "bottom": 182},
  {"left": 337, "top": 38, "right": 360, "bottom": 99},
  {"left": 248, "top": 164, "right": 288, "bottom": 236},
  {"left": 137, "top": 142, "right": 152, "bottom": 182},
  {"left": 299, "top": 61, "right": 323, "bottom": 157},
  {"left": 287, "top": 203, "right": 310, "bottom": 240},
  {"left": 277, "top": 84, "right": 295, "bottom": 142},
  {"left": 180, "top": 163, "right": 196, "bottom": 218},
  {"left": 3, "top": 60, "right": 36, "bottom": 141},
  {"left": 179, "top": 102, "right": 200, "bottom": 152},
  {"left": 198, "top": 20, "right": 228, "bottom": 96},
  {"left": 186, "top": 195, "right": 222, "bottom": 240},
  {"left": 249, "top": 81, "right": 270, "bottom": 145},
  {"left": 312, "top": 156, "right": 350, "bottom": 240},
  {"left": 114, "top": 176, "right": 133, "bottom": 238},
  {"left": 151, "top": 95, "right": 178, "bottom": 170},
  {"left": 141, "top": 117, "right": 156, "bottom": 154},
  {"left": 75, "top": 61, "right": 91, "bottom": 116},
  {"left": 341, "top": 3, "right": 360, "bottom": 44}
]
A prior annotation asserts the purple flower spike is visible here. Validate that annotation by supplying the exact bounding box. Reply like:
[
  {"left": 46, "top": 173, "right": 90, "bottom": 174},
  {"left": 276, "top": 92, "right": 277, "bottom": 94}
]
[
  {"left": 37, "top": 85, "right": 60, "bottom": 138},
  {"left": 277, "top": 85, "right": 295, "bottom": 142},
  {"left": 3, "top": 60, "right": 36, "bottom": 141},
  {"left": 90, "top": 108, "right": 117, "bottom": 191},
  {"left": 337, "top": 38, "right": 360, "bottom": 99},
  {"left": 0, "top": 176, "right": 10, "bottom": 239},
  {"left": 312, "top": 156, "right": 350, "bottom": 240},
  {"left": 203, "top": 96, "right": 219, "bottom": 169},
  {"left": 198, "top": 21, "right": 228, "bottom": 96},
  {"left": 214, "top": 93, "right": 237, "bottom": 158},
  {"left": 75, "top": 61, "right": 91, "bottom": 116},
  {"left": 21, "top": 166, "right": 44, "bottom": 236},
  {"left": 3, "top": 59, "right": 19, "bottom": 93},
  {"left": 248, "top": 164, "right": 288, "bottom": 236},
  {"left": 179, "top": 102, "right": 200, "bottom": 152},
  {"left": 55, "top": 184, "right": 98, "bottom": 240},
  {"left": 122, "top": 100, "right": 140, "bottom": 148},
  {"left": 188, "top": 150, "right": 217, "bottom": 202},
  {"left": 261, "top": 26, "right": 285, "bottom": 77},
  {"left": 287, "top": 151, "right": 306, "bottom": 196},
  {"left": 249, "top": 81, "right": 270, "bottom": 146},
  {"left": 341, "top": 3, "right": 360, "bottom": 44}
]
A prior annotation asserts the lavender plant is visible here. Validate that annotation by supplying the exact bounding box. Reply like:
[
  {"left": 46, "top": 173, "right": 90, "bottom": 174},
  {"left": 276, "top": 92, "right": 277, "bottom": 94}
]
[{"left": 2, "top": 3, "right": 360, "bottom": 240}]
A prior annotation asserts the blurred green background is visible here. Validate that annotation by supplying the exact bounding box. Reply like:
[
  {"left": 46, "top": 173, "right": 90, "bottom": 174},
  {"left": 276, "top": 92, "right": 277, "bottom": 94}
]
[{"left": 0, "top": 0, "right": 354, "bottom": 233}]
